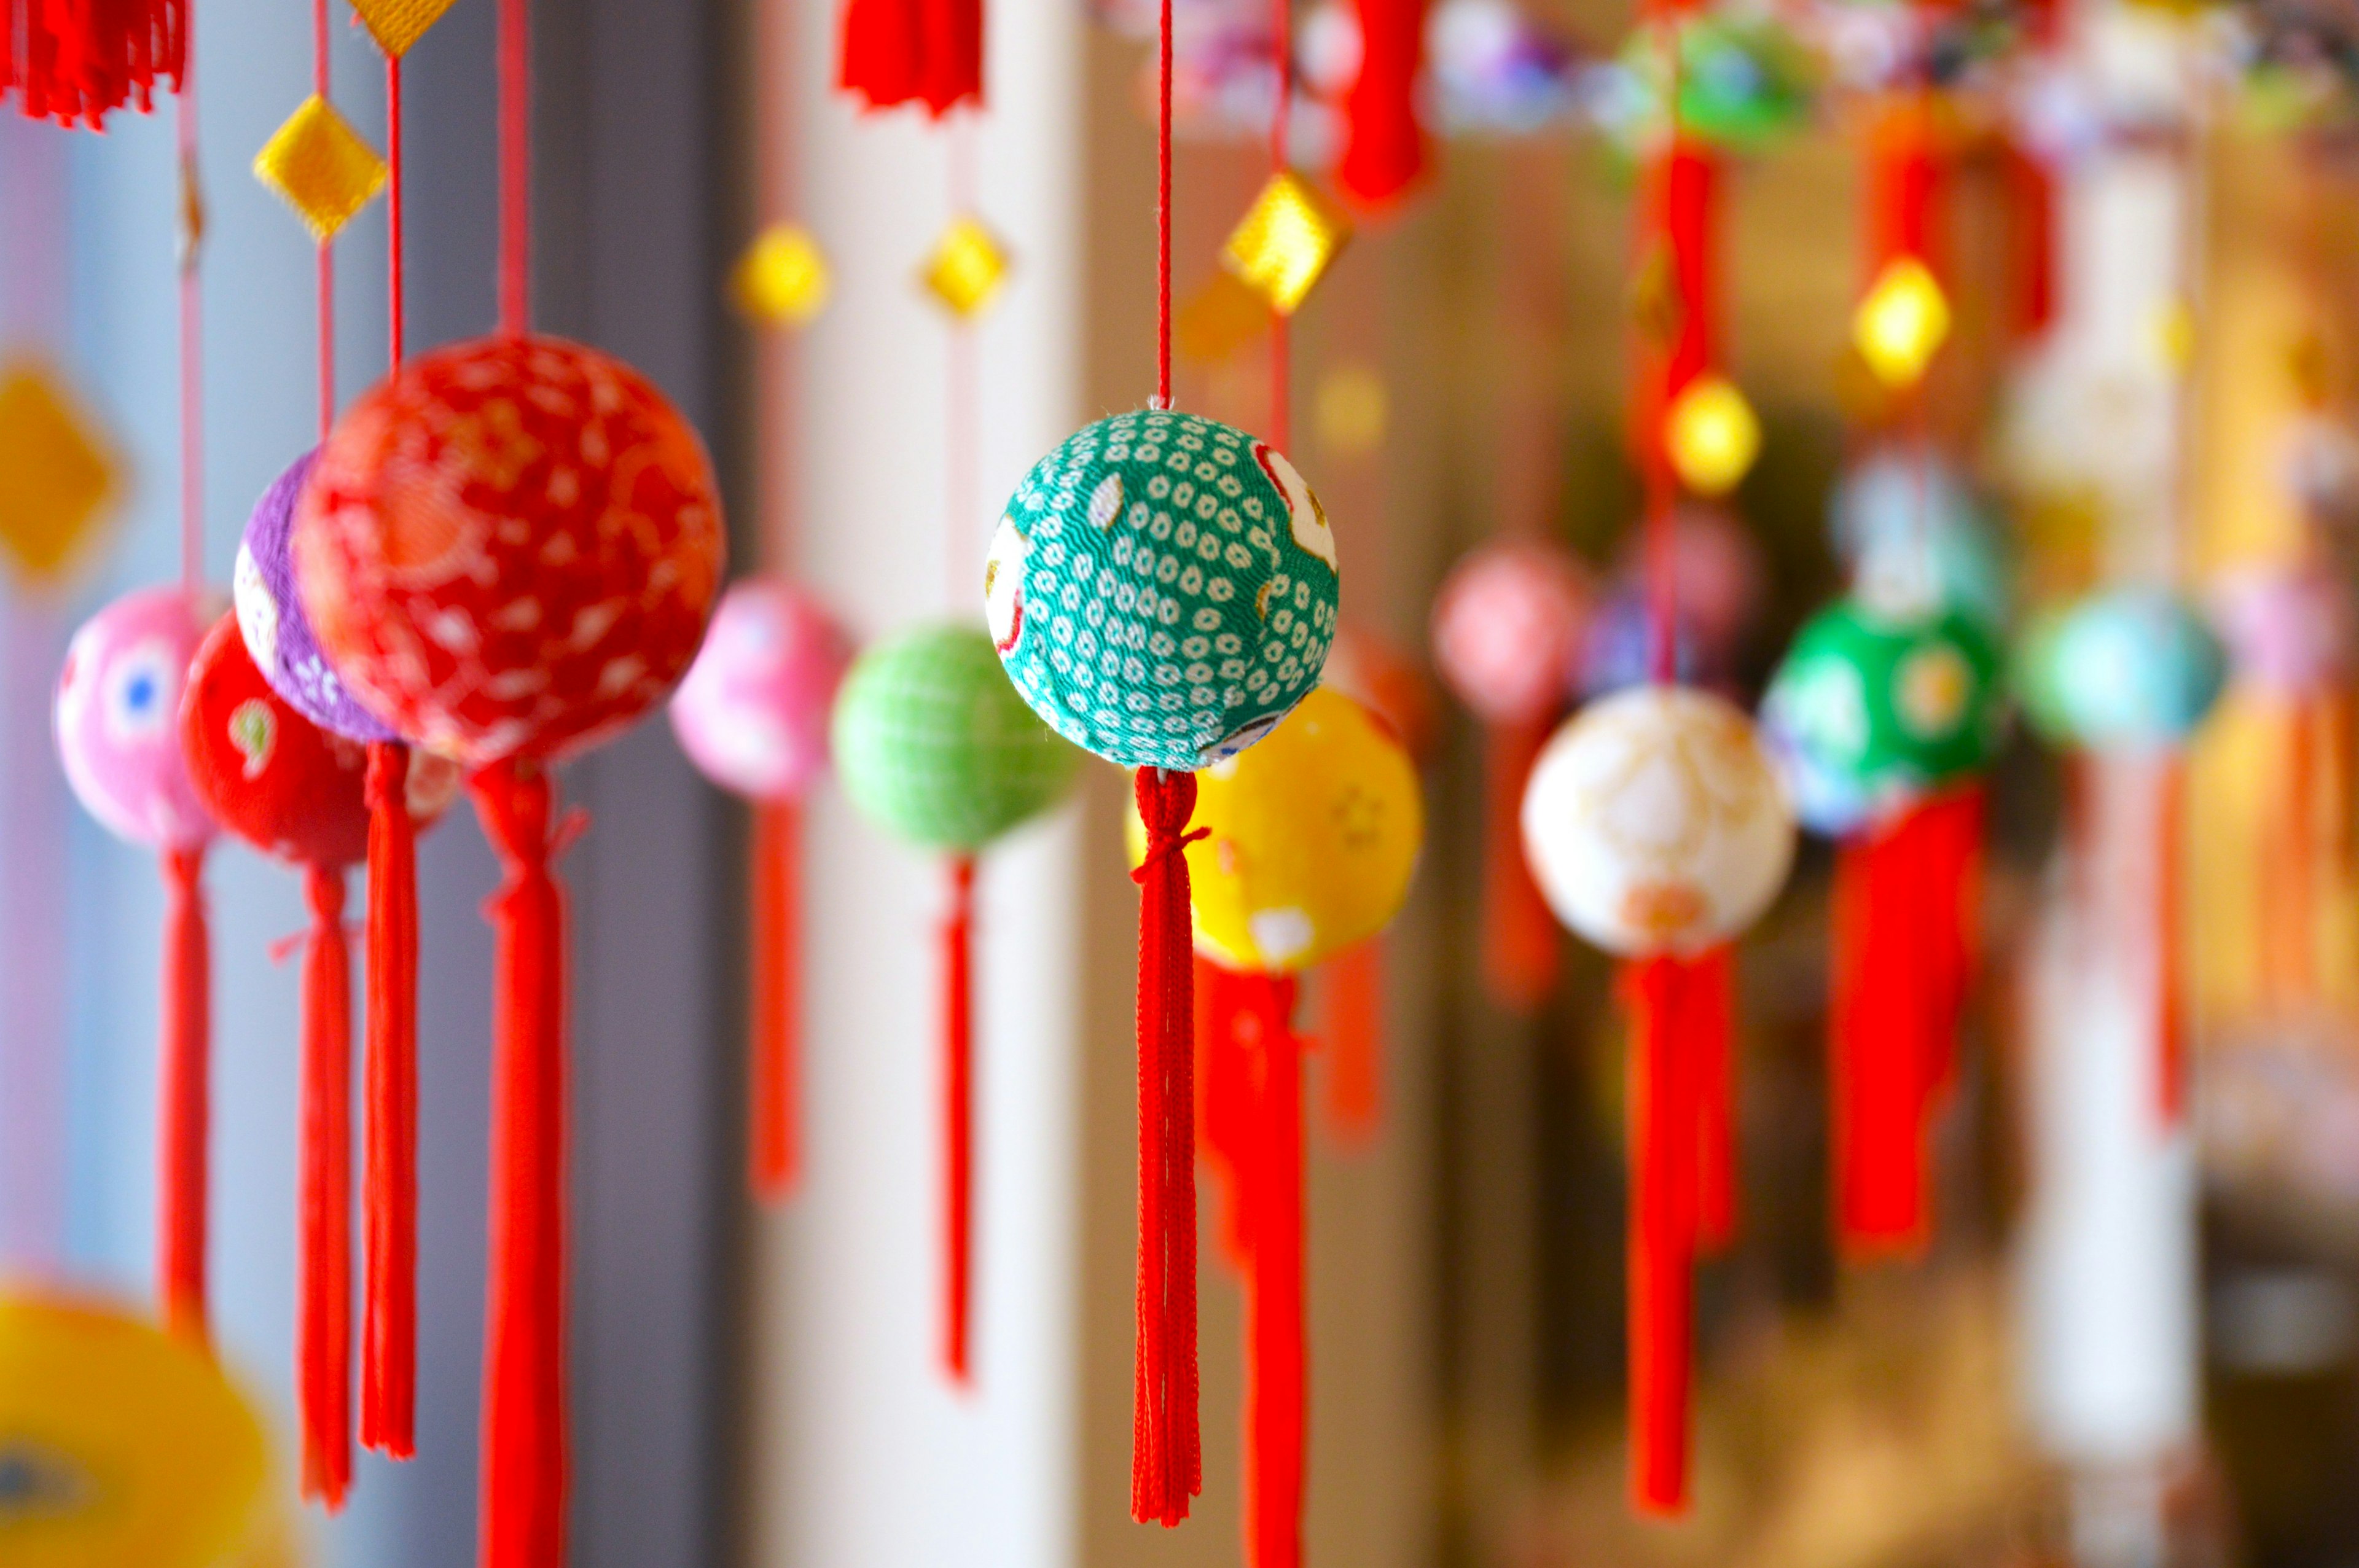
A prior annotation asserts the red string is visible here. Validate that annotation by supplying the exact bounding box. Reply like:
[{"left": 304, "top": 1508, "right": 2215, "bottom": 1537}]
[
  {"left": 1689, "top": 944, "right": 1736, "bottom": 1251},
  {"left": 945, "top": 116, "right": 979, "bottom": 609},
  {"left": 2156, "top": 759, "right": 2186, "bottom": 1124},
  {"left": 1479, "top": 717, "right": 1558, "bottom": 1010},
  {"left": 387, "top": 58, "right": 405, "bottom": 365},
  {"left": 1197, "top": 956, "right": 1253, "bottom": 1270},
  {"left": 178, "top": 75, "right": 201, "bottom": 593},
  {"left": 941, "top": 855, "right": 977, "bottom": 1383},
  {"left": 1154, "top": 0, "right": 1172, "bottom": 410},
  {"left": 158, "top": 845, "right": 211, "bottom": 1341},
  {"left": 299, "top": 865, "right": 354, "bottom": 1510},
  {"left": 470, "top": 760, "right": 571, "bottom": 1568},
  {"left": 748, "top": 798, "right": 802, "bottom": 1199},
  {"left": 313, "top": 0, "right": 335, "bottom": 441},
  {"left": 1266, "top": 0, "right": 1291, "bottom": 452},
  {"left": 1131, "top": 769, "right": 1205, "bottom": 1525},
  {"left": 498, "top": 0, "right": 530, "bottom": 337},
  {"left": 1240, "top": 973, "right": 1304, "bottom": 1568},
  {"left": 361, "top": 743, "right": 420, "bottom": 1458}
]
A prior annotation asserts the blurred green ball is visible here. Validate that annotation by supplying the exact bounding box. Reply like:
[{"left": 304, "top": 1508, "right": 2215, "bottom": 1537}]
[
  {"left": 2041, "top": 588, "right": 2226, "bottom": 749},
  {"left": 832, "top": 622, "right": 1081, "bottom": 852}
]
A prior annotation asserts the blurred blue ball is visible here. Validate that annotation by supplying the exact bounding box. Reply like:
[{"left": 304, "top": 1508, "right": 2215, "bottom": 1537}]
[{"left": 2046, "top": 587, "right": 2226, "bottom": 749}]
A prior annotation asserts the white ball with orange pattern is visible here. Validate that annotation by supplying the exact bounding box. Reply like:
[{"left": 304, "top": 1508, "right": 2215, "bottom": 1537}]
[{"left": 1519, "top": 685, "right": 1795, "bottom": 957}]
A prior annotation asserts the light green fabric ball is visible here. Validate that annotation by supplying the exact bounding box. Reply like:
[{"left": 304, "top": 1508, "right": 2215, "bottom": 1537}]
[
  {"left": 984, "top": 410, "right": 1342, "bottom": 773},
  {"left": 832, "top": 623, "right": 1080, "bottom": 852}
]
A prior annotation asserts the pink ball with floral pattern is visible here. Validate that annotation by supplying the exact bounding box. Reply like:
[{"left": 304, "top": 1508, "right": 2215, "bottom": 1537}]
[
  {"left": 1430, "top": 539, "right": 1594, "bottom": 724},
  {"left": 55, "top": 585, "right": 221, "bottom": 851},
  {"left": 668, "top": 579, "right": 853, "bottom": 801}
]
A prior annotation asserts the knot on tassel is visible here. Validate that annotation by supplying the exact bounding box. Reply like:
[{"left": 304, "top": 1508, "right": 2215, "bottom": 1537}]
[
  {"left": 363, "top": 739, "right": 407, "bottom": 818},
  {"left": 469, "top": 762, "right": 588, "bottom": 891},
  {"left": 1132, "top": 770, "right": 1208, "bottom": 886}
]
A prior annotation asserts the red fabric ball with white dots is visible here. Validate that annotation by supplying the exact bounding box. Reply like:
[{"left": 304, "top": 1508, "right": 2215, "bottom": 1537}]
[
  {"left": 1430, "top": 540, "right": 1594, "bottom": 725},
  {"left": 292, "top": 335, "right": 727, "bottom": 768}
]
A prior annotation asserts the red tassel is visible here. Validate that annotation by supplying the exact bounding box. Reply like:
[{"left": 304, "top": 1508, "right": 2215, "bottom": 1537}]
[
  {"left": 470, "top": 760, "right": 572, "bottom": 1568},
  {"left": 158, "top": 844, "right": 210, "bottom": 1341},
  {"left": 1238, "top": 973, "right": 1304, "bottom": 1568},
  {"left": 748, "top": 798, "right": 803, "bottom": 1200},
  {"left": 1131, "top": 768, "right": 1206, "bottom": 1526},
  {"left": 299, "top": 864, "right": 354, "bottom": 1510},
  {"left": 1336, "top": 0, "right": 1426, "bottom": 208},
  {"left": 837, "top": 0, "right": 982, "bottom": 117},
  {"left": 1199, "top": 956, "right": 1254, "bottom": 1272},
  {"left": 1866, "top": 100, "right": 1944, "bottom": 278},
  {"left": 1481, "top": 719, "right": 1559, "bottom": 1011},
  {"left": 1318, "top": 940, "right": 1383, "bottom": 1149},
  {"left": 941, "top": 854, "right": 977, "bottom": 1384},
  {"left": 1830, "top": 787, "right": 1984, "bottom": 1257},
  {"left": 2155, "top": 760, "right": 2186, "bottom": 1125},
  {"left": 1688, "top": 945, "right": 1736, "bottom": 1253},
  {"left": 6, "top": 0, "right": 187, "bottom": 127},
  {"left": 2000, "top": 142, "right": 2057, "bottom": 341},
  {"left": 361, "top": 742, "right": 420, "bottom": 1459}
]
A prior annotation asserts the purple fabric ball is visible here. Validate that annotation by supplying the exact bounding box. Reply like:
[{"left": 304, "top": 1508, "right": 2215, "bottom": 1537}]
[{"left": 233, "top": 450, "right": 401, "bottom": 743}]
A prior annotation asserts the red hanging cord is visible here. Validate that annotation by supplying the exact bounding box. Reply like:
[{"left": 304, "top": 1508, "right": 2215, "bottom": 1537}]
[
  {"left": 158, "top": 844, "right": 211, "bottom": 1340},
  {"left": 361, "top": 744, "right": 420, "bottom": 1457},
  {"left": 941, "top": 854, "right": 978, "bottom": 1383},
  {"left": 178, "top": 75, "right": 201, "bottom": 594},
  {"left": 1132, "top": 768, "right": 1205, "bottom": 1526},
  {"left": 387, "top": 59, "right": 404, "bottom": 364},
  {"left": 2154, "top": 759, "right": 2186, "bottom": 1123},
  {"left": 1240, "top": 973, "right": 1305, "bottom": 1568},
  {"left": 498, "top": 0, "right": 529, "bottom": 338},
  {"left": 1198, "top": 956, "right": 1254, "bottom": 1269},
  {"left": 1689, "top": 944, "right": 1736, "bottom": 1252},
  {"left": 1154, "top": 0, "right": 1173, "bottom": 410},
  {"left": 748, "top": 798, "right": 803, "bottom": 1197},
  {"left": 471, "top": 760, "right": 572, "bottom": 1568},
  {"left": 1267, "top": 0, "right": 1291, "bottom": 452},
  {"left": 298, "top": 864, "right": 354, "bottom": 1509},
  {"left": 1480, "top": 717, "right": 1558, "bottom": 1009},
  {"left": 1318, "top": 940, "right": 1382, "bottom": 1147},
  {"left": 1622, "top": 954, "right": 1701, "bottom": 1516}
]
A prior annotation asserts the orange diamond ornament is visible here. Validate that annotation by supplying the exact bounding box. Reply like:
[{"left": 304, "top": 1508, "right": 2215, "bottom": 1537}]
[
  {"left": 254, "top": 96, "right": 387, "bottom": 243},
  {"left": 0, "top": 362, "right": 119, "bottom": 583},
  {"left": 349, "top": 0, "right": 461, "bottom": 58}
]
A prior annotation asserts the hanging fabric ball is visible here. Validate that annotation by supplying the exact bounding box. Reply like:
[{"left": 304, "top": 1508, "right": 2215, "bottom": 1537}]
[
  {"left": 1321, "top": 621, "right": 1438, "bottom": 760},
  {"left": 1519, "top": 685, "right": 1794, "bottom": 958},
  {"left": 1759, "top": 601, "right": 2005, "bottom": 836},
  {"left": 1430, "top": 538, "right": 1592, "bottom": 724},
  {"left": 235, "top": 448, "right": 398, "bottom": 744},
  {"left": 1128, "top": 687, "right": 1422, "bottom": 972},
  {"left": 0, "top": 1293, "right": 270, "bottom": 1568},
  {"left": 2210, "top": 563, "right": 2354, "bottom": 700},
  {"left": 834, "top": 622, "right": 1080, "bottom": 852},
  {"left": 670, "top": 579, "right": 854, "bottom": 802},
  {"left": 2040, "top": 587, "right": 2226, "bottom": 749},
  {"left": 1830, "top": 447, "right": 2009, "bottom": 631},
  {"left": 57, "top": 585, "right": 221, "bottom": 851},
  {"left": 180, "top": 615, "right": 460, "bottom": 867},
  {"left": 292, "top": 335, "right": 727, "bottom": 768},
  {"left": 987, "top": 410, "right": 1340, "bottom": 771}
]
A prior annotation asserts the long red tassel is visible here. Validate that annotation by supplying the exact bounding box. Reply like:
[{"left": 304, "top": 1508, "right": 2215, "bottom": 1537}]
[
  {"left": 1336, "top": 0, "right": 1426, "bottom": 207},
  {"left": 158, "top": 844, "right": 211, "bottom": 1341},
  {"left": 941, "top": 854, "right": 977, "bottom": 1383},
  {"left": 2155, "top": 760, "right": 2186, "bottom": 1125},
  {"left": 299, "top": 864, "right": 354, "bottom": 1509},
  {"left": 1688, "top": 945, "right": 1736, "bottom": 1252},
  {"left": 5, "top": 0, "right": 187, "bottom": 127},
  {"left": 837, "top": 0, "right": 982, "bottom": 117},
  {"left": 1318, "top": 940, "right": 1383, "bottom": 1149},
  {"left": 1199, "top": 957, "right": 1254, "bottom": 1271},
  {"left": 361, "top": 743, "right": 420, "bottom": 1458},
  {"left": 749, "top": 798, "right": 803, "bottom": 1199},
  {"left": 1240, "top": 973, "right": 1305, "bottom": 1568},
  {"left": 1481, "top": 720, "right": 1559, "bottom": 1012},
  {"left": 1132, "top": 769, "right": 1205, "bottom": 1526},
  {"left": 470, "top": 760, "right": 571, "bottom": 1568}
]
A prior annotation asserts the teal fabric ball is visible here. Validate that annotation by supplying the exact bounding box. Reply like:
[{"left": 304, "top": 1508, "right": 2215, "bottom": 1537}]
[
  {"left": 985, "top": 410, "right": 1342, "bottom": 773},
  {"left": 832, "top": 622, "right": 1081, "bottom": 852},
  {"left": 2044, "top": 588, "right": 2226, "bottom": 749}
]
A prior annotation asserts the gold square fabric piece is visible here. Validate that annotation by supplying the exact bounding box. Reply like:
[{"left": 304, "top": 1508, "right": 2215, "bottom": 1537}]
[
  {"left": 253, "top": 96, "right": 388, "bottom": 243},
  {"left": 1853, "top": 257, "right": 1951, "bottom": 390},
  {"left": 922, "top": 217, "right": 1011, "bottom": 319},
  {"left": 0, "top": 363, "right": 118, "bottom": 583},
  {"left": 1221, "top": 171, "right": 1350, "bottom": 316},
  {"left": 349, "top": 0, "right": 461, "bottom": 58},
  {"left": 732, "top": 225, "right": 832, "bottom": 328},
  {"left": 1664, "top": 374, "right": 1761, "bottom": 497}
]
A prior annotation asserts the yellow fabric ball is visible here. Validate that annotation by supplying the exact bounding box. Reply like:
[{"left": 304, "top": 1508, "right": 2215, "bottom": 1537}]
[
  {"left": 1129, "top": 687, "right": 1422, "bottom": 972},
  {"left": 0, "top": 1294, "right": 272, "bottom": 1568}
]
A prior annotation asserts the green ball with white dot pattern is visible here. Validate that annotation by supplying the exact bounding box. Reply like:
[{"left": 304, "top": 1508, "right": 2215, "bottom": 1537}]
[
  {"left": 832, "top": 622, "right": 1081, "bottom": 852},
  {"left": 984, "top": 410, "right": 1343, "bottom": 773}
]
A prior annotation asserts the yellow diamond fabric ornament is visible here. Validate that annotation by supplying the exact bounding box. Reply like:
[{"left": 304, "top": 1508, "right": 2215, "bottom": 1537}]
[
  {"left": 349, "top": 0, "right": 461, "bottom": 58},
  {"left": 922, "top": 216, "right": 1011, "bottom": 319},
  {"left": 1664, "top": 374, "right": 1761, "bottom": 497},
  {"left": 1221, "top": 170, "right": 1352, "bottom": 316},
  {"left": 0, "top": 362, "right": 119, "bottom": 583},
  {"left": 732, "top": 225, "right": 832, "bottom": 328},
  {"left": 1853, "top": 256, "right": 1950, "bottom": 389},
  {"left": 253, "top": 96, "right": 388, "bottom": 243}
]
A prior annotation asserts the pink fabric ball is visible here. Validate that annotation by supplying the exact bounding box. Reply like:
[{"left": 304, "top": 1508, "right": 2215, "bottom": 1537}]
[
  {"left": 56, "top": 585, "right": 221, "bottom": 851},
  {"left": 668, "top": 579, "right": 853, "bottom": 801},
  {"left": 1430, "top": 540, "right": 1593, "bottom": 724},
  {"left": 2210, "top": 564, "right": 2355, "bottom": 698},
  {"left": 1610, "top": 505, "right": 1766, "bottom": 658}
]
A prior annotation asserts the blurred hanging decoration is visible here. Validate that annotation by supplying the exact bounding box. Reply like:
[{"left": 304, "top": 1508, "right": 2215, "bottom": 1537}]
[
  {"left": 839, "top": 0, "right": 983, "bottom": 116},
  {"left": 1337, "top": 0, "right": 1426, "bottom": 205},
  {"left": 1577, "top": 506, "right": 1766, "bottom": 701},
  {"left": 1136, "top": 687, "right": 1420, "bottom": 1568},
  {"left": 830, "top": 626, "right": 1078, "bottom": 1379},
  {"left": 289, "top": 1, "right": 727, "bottom": 1557},
  {"left": 0, "top": 362, "right": 120, "bottom": 583},
  {"left": 178, "top": 615, "right": 461, "bottom": 1508},
  {"left": 990, "top": 2, "right": 1340, "bottom": 1526},
  {"left": 0, "top": 0, "right": 186, "bottom": 126},
  {"left": 1518, "top": 7, "right": 1796, "bottom": 1515}
]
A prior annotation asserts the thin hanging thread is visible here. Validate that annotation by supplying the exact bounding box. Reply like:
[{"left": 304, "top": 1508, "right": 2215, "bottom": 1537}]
[
  {"left": 947, "top": 114, "right": 979, "bottom": 609},
  {"left": 315, "top": 0, "right": 334, "bottom": 440},
  {"left": 1642, "top": 12, "right": 1684, "bottom": 688},
  {"left": 498, "top": 0, "right": 530, "bottom": 337},
  {"left": 1266, "top": 0, "right": 1290, "bottom": 453},
  {"left": 178, "top": 72, "right": 203, "bottom": 593},
  {"left": 1154, "top": 0, "right": 1173, "bottom": 410},
  {"left": 388, "top": 58, "right": 405, "bottom": 366}
]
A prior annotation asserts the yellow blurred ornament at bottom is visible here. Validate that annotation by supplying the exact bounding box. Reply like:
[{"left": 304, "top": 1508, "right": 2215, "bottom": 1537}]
[
  {"left": 1128, "top": 687, "right": 1422, "bottom": 973},
  {"left": 0, "top": 1293, "right": 271, "bottom": 1568}
]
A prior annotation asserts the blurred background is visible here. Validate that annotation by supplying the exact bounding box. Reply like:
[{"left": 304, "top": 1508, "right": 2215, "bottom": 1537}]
[{"left": 12, "top": 0, "right": 2359, "bottom": 1564}]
